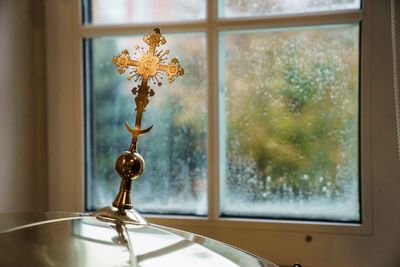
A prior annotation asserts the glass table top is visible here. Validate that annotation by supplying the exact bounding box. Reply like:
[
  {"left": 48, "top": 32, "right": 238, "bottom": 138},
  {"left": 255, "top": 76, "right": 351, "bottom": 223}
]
[{"left": 0, "top": 213, "right": 278, "bottom": 267}]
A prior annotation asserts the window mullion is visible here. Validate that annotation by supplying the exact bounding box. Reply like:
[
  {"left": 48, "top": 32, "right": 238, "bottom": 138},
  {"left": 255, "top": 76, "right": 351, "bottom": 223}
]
[
  {"left": 207, "top": 0, "right": 220, "bottom": 221},
  {"left": 79, "top": 22, "right": 207, "bottom": 38},
  {"left": 78, "top": 10, "right": 362, "bottom": 38},
  {"left": 216, "top": 9, "right": 363, "bottom": 31}
]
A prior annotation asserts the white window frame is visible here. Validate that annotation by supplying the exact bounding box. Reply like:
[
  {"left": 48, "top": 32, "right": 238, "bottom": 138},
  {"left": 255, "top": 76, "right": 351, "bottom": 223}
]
[{"left": 45, "top": 0, "right": 400, "bottom": 265}]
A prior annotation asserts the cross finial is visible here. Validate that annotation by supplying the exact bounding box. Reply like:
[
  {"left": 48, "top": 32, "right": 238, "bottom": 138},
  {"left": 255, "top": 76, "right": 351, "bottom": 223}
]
[
  {"left": 112, "top": 28, "right": 184, "bottom": 86},
  {"left": 112, "top": 28, "right": 184, "bottom": 153},
  {"left": 93, "top": 29, "right": 185, "bottom": 222}
]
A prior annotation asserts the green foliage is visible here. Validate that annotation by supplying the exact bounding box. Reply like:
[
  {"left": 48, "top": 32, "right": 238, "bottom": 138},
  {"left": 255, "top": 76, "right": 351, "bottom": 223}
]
[{"left": 224, "top": 26, "right": 358, "bottom": 202}]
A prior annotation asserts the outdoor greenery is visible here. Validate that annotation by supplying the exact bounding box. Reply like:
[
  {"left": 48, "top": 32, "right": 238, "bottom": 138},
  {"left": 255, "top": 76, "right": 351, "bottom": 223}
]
[{"left": 222, "top": 26, "right": 359, "bottom": 220}]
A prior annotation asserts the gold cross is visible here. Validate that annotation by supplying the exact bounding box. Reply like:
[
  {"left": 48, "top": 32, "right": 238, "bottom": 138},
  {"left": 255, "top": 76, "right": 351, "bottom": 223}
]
[
  {"left": 111, "top": 28, "right": 184, "bottom": 152},
  {"left": 112, "top": 28, "right": 184, "bottom": 86}
]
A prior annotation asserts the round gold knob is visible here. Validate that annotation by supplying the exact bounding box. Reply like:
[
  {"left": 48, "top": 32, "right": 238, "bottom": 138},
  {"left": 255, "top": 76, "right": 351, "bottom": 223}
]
[{"left": 115, "top": 151, "right": 145, "bottom": 180}]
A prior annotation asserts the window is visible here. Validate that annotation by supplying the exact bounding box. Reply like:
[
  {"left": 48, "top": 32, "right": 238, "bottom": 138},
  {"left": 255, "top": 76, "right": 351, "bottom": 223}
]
[
  {"left": 83, "top": 0, "right": 361, "bottom": 222},
  {"left": 46, "top": 0, "right": 400, "bottom": 265},
  {"left": 85, "top": 34, "right": 208, "bottom": 215},
  {"left": 219, "top": 25, "right": 359, "bottom": 221}
]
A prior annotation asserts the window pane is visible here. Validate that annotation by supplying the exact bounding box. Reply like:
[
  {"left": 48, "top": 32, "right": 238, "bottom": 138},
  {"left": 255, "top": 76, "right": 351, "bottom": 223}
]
[
  {"left": 86, "top": 33, "right": 207, "bottom": 215},
  {"left": 83, "top": 0, "right": 206, "bottom": 24},
  {"left": 220, "top": 24, "right": 360, "bottom": 221},
  {"left": 219, "top": 0, "right": 361, "bottom": 18}
]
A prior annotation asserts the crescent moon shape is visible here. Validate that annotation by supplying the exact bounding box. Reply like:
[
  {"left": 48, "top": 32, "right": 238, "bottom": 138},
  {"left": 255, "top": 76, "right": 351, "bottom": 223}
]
[
  {"left": 138, "top": 125, "right": 153, "bottom": 135},
  {"left": 125, "top": 121, "right": 153, "bottom": 136},
  {"left": 125, "top": 121, "right": 135, "bottom": 135}
]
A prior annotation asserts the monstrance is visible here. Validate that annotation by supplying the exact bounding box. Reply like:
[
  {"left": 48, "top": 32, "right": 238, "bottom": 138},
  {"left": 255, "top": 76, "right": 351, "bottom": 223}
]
[{"left": 0, "top": 29, "right": 278, "bottom": 267}]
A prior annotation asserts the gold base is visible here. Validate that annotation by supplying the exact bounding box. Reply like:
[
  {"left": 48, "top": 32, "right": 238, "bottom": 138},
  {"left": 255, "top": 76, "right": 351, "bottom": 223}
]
[
  {"left": 112, "top": 179, "right": 133, "bottom": 210},
  {"left": 92, "top": 206, "right": 147, "bottom": 225}
]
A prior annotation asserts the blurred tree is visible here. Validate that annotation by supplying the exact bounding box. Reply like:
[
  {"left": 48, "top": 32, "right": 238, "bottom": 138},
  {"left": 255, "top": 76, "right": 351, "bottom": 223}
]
[{"left": 224, "top": 26, "right": 358, "bottom": 204}]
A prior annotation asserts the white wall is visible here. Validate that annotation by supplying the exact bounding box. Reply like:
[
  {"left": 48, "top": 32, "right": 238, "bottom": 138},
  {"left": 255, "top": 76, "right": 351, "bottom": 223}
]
[{"left": 0, "top": 0, "right": 46, "bottom": 212}]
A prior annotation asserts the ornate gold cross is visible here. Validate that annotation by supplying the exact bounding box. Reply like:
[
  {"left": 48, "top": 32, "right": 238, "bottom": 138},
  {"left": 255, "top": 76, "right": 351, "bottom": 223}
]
[
  {"left": 112, "top": 28, "right": 184, "bottom": 151},
  {"left": 94, "top": 28, "right": 185, "bottom": 215}
]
